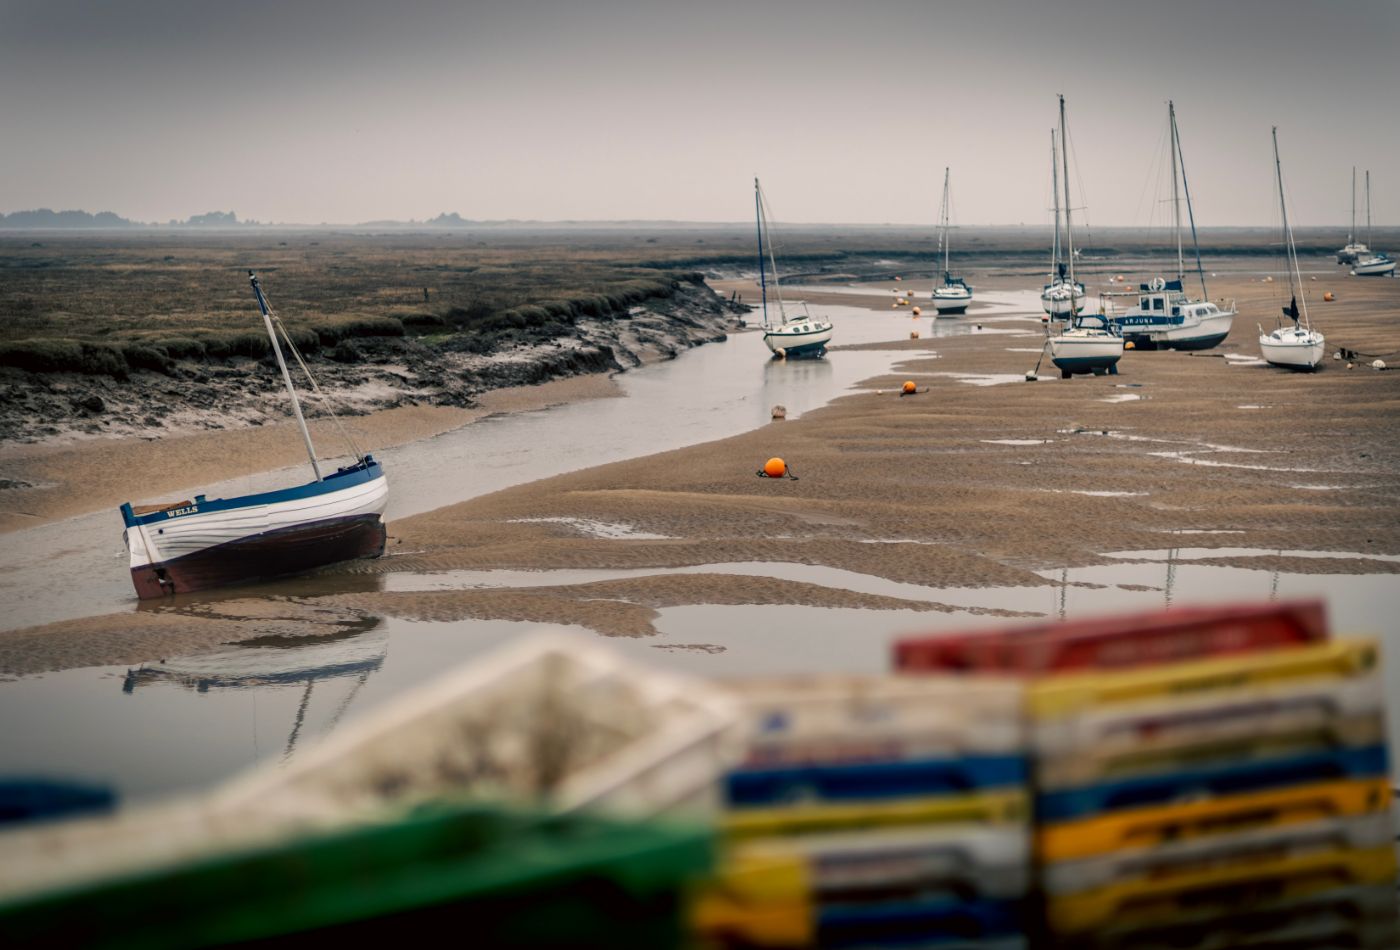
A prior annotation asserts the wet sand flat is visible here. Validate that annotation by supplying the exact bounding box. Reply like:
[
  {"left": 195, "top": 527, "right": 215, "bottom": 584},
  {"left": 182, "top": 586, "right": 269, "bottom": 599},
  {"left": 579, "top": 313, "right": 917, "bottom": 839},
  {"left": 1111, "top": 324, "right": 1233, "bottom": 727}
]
[{"left": 2, "top": 270, "right": 1398, "bottom": 677}]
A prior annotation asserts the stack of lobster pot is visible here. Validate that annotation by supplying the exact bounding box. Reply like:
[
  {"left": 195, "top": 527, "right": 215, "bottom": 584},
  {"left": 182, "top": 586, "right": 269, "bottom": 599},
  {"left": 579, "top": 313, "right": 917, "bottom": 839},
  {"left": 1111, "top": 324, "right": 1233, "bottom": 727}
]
[
  {"left": 895, "top": 600, "right": 1399, "bottom": 949},
  {"left": 692, "top": 674, "right": 1031, "bottom": 949}
]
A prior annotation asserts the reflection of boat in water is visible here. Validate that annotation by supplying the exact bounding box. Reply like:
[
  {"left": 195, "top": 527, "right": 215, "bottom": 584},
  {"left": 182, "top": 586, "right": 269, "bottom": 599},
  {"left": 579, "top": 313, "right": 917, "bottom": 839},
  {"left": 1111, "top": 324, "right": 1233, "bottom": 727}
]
[
  {"left": 753, "top": 178, "right": 833, "bottom": 359},
  {"left": 123, "top": 618, "right": 387, "bottom": 758},
  {"left": 119, "top": 272, "right": 389, "bottom": 600}
]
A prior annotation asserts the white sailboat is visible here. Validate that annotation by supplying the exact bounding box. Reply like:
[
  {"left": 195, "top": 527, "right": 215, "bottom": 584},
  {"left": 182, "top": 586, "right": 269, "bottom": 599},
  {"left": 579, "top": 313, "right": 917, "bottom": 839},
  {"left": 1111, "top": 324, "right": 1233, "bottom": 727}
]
[
  {"left": 1105, "top": 102, "right": 1236, "bottom": 350},
  {"left": 1336, "top": 168, "right": 1370, "bottom": 264},
  {"left": 931, "top": 168, "right": 973, "bottom": 315},
  {"left": 753, "top": 178, "right": 833, "bottom": 359},
  {"left": 1047, "top": 95, "right": 1124, "bottom": 378},
  {"left": 1040, "top": 127, "right": 1084, "bottom": 322},
  {"left": 1350, "top": 170, "right": 1395, "bottom": 277},
  {"left": 119, "top": 272, "right": 389, "bottom": 598},
  {"left": 1260, "top": 128, "right": 1325, "bottom": 371}
]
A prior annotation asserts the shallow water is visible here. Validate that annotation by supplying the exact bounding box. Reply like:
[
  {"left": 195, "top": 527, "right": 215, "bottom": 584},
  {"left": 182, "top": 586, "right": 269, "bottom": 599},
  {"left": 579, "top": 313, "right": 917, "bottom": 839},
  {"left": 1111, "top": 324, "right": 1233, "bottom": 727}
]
[
  {"left": 3, "top": 551, "right": 1398, "bottom": 803},
  {"left": 0, "top": 300, "right": 958, "bottom": 633}
]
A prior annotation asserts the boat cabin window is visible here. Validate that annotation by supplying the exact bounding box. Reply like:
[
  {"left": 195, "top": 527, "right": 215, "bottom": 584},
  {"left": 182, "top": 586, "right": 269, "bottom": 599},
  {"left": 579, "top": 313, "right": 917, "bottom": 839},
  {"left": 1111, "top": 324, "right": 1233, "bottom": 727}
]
[
  {"left": 1139, "top": 297, "right": 1149, "bottom": 309},
  {"left": 1172, "top": 307, "right": 1181, "bottom": 316},
  {"left": 1152, "top": 298, "right": 1164, "bottom": 311}
]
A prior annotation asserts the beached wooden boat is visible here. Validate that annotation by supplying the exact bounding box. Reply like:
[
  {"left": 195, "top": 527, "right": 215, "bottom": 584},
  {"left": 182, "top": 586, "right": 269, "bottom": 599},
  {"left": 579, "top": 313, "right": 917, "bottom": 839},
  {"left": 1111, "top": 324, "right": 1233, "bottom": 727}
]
[
  {"left": 1260, "top": 128, "right": 1326, "bottom": 371},
  {"left": 931, "top": 167, "right": 973, "bottom": 315},
  {"left": 754, "top": 178, "right": 834, "bottom": 359},
  {"left": 119, "top": 272, "right": 388, "bottom": 598}
]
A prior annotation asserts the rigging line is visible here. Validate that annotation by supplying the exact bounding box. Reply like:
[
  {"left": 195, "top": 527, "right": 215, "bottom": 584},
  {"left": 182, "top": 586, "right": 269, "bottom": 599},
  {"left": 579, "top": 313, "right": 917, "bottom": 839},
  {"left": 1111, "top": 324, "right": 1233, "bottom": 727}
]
[
  {"left": 324, "top": 666, "right": 375, "bottom": 737},
  {"left": 1173, "top": 108, "right": 1209, "bottom": 300},
  {"left": 283, "top": 678, "right": 316, "bottom": 760},
  {"left": 270, "top": 311, "right": 366, "bottom": 463},
  {"left": 758, "top": 187, "right": 789, "bottom": 322}
]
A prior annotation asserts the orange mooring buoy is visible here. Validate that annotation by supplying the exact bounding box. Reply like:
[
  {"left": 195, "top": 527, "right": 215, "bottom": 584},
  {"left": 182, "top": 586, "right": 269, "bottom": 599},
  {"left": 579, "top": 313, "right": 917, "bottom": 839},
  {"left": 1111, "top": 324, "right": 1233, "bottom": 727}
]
[
  {"left": 763, "top": 457, "right": 787, "bottom": 478},
  {"left": 1323, "top": 292, "right": 1335, "bottom": 302},
  {"left": 902, "top": 380, "right": 917, "bottom": 394}
]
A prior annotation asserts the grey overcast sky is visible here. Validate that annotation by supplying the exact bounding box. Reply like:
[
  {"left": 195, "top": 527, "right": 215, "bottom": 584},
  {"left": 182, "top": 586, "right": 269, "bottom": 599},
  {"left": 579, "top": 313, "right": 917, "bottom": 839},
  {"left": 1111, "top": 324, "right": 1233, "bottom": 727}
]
[{"left": 1, "top": 0, "right": 1395, "bottom": 226}]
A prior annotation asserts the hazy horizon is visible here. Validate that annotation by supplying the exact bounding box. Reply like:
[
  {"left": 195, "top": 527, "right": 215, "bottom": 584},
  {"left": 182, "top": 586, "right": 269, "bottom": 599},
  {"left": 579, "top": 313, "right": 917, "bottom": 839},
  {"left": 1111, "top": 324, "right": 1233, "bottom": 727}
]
[{"left": 3, "top": 0, "right": 1396, "bottom": 229}]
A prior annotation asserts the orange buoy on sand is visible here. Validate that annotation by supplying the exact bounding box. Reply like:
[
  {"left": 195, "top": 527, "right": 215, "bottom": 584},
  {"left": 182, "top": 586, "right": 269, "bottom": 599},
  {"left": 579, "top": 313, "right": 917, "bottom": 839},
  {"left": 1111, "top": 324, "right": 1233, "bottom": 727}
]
[
  {"left": 912, "top": 306, "right": 922, "bottom": 316},
  {"left": 762, "top": 457, "right": 787, "bottom": 478},
  {"left": 902, "top": 380, "right": 917, "bottom": 394},
  {"left": 1324, "top": 292, "right": 1335, "bottom": 302}
]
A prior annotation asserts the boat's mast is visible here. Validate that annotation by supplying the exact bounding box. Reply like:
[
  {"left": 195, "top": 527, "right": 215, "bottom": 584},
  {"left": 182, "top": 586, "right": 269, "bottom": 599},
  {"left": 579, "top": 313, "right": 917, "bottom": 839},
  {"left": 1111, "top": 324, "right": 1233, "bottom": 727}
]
[
  {"left": 1171, "top": 106, "right": 1209, "bottom": 300},
  {"left": 939, "top": 167, "right": 952, "bottom": 278},
  {"left": 1169, "top": 101, "right": 1183, "bottom": 283},
  {"left": 1050, "top": 129, "right": 1061, "bottom": 272},
  {"left": 1350, "top": 166, "right": 1357, "bottom": 245},
  {"left": 756, "top": 180, "right": 788, "bottom": 322},
  {"left": 1272, "top": 128, "right": 1309, "bottom": 330},
  {"left": 1059, "top": 96, "right": 1076, "bottom": 289},
  {"left": 250, "top": 272, "right": 322, "bottom": 481},
  {"left": 1366, "top": 170, "right": 1373, "bottom": 248},
  {"left": 754, "top": 178, "right": 769, "bottom": 329}
]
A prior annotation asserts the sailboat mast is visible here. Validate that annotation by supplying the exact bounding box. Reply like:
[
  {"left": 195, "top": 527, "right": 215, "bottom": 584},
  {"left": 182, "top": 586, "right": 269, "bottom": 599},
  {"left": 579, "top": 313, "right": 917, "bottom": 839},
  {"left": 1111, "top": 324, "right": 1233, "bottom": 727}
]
[
  {"left": 1171, "top": 105, "right": 1210, "bottom": 301},
  {"left": 756, "top": 181, "right": 788, "bottom": 323},
  {"left": 1059, "top": 96, "right": 1076, "bottom": 287},
  {"left": 1272, "top": 128, "right": 1309, "bottom": 330},
  {"left": 940, "top": 167, "right": 951, "bottom": 278},
  {"left": 1366, "top": 170, "right": 1373, "bottom": 248},
  {"left": 1050, "top": 129, "right": 1061, "bottom": 272},
  {"left": 250, "top": 272, "right": 322, "bottom": 481},
  {"left": 754, "top": 178, "right": 770, "bottom": 329},
  {"left": 1350, "top": 167, "right": 1357, "bottom": 245},
  {"left": 1169, "top": 102, "right": 1183, "bottom": 282}
]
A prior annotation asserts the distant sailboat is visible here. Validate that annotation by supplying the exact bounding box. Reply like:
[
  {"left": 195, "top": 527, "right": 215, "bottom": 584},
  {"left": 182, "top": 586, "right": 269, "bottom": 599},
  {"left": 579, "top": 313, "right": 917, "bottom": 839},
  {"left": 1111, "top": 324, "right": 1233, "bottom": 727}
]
[
  {"left": 931, "top": 168, "right": 973, "bottom": 315},
  {"left": 1336, "top": 168, "right": 1370, "bottom": 264},
  {"left": 1259, "top": 127, "right": 1325, "bottom": 371},
  {"left": 1046, "top": 95, "right": 1123, "bottom": 379},
  {"left": 753, "top": 178, "right": 834, "bottom": 359},
  {"left": 1105, "top": 102, "right": 1236, "bottom": 351},
  {"left": 1350, "top": 170, "right": 1395, "bottom": 277},
  {"left": 119, "top": 272, "right": 389, "bottom": 598},
  {"left": 1040, "top": 127, "right": 1085, "bottom": 322}
]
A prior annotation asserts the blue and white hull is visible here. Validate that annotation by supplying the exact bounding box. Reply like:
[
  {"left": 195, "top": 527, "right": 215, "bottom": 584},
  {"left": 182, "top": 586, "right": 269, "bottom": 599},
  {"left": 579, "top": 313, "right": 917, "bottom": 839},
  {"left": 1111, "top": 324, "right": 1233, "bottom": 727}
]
[
  {"left": 1107, "top": 281, "right": 1235, "bottom": 351},
  {"left": 1351, "top": 255, "right": 1395, "bottom": 277},
  {"left": 764, "top": 320, "right": 833, "bottom": 359},
  {"left": 120, "top": 457, "right": 389, "bottom": 598}
]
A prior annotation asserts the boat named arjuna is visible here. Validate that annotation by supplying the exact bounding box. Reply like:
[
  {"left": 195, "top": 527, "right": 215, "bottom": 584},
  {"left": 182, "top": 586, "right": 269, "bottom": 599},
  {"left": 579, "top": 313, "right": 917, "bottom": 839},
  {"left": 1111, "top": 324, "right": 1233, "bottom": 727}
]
[{"left": 120, "top": 273, "right": 389, "bottom": 599}]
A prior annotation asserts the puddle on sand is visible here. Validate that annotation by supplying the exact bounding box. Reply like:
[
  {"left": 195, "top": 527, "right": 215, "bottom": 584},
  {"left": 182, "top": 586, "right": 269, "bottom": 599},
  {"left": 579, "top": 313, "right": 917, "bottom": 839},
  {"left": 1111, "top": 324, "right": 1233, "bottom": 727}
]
[
  {"left": 981, "top": 439, "right": 1054, "bottom": 446},
  {"left": 930, "top": 372, "right": 1050, "bottom": 387},
  {"left": 1100, "top": 393, "right": 1143, "bottom": 403},
  {"left": 4, "top": 550, "right": 1399, "bottom": 803}
]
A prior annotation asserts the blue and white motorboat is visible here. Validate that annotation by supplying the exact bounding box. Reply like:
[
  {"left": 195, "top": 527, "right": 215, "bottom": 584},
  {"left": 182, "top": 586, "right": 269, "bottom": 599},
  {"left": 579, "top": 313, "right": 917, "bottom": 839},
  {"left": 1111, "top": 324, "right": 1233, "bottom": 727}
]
[
  {"left": 120, "top": 273, "right": 389, "bottom": 599},
  {"left": 753, "top": 178, "right": 833, "bottom": 359},
  {"left": 1104, "top": 102, "right": 1235, "bottom": 351}
]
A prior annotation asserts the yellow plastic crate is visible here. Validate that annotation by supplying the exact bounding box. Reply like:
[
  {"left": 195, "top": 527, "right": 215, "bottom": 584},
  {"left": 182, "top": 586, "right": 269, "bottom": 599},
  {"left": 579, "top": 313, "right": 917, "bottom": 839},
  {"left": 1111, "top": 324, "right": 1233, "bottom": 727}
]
[
  {"left": 722, "top": 789, "right": 1027, "bottom": 842},
  {"left": 691, "top": 849, "right": 811, "bottom": 947},
  {"left": 1037, "top": 712, "right": 1386, "bottom": 790},
  {"left": 1045, "top": 843, "right": 1397, "bottom": 933},
  {"left": 1029, "top": 640, "right": 1377, "bottom": 721},
  {"left": 1036, "top": 777, "right": 1391, "bottom": 862}
]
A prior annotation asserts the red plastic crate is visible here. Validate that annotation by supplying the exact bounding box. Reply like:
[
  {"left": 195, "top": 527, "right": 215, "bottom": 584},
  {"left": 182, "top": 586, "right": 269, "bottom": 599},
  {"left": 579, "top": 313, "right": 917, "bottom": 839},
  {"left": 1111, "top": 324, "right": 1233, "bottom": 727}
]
[{"left": 894, "top": 601, "right": 1328, "bottom": 675}]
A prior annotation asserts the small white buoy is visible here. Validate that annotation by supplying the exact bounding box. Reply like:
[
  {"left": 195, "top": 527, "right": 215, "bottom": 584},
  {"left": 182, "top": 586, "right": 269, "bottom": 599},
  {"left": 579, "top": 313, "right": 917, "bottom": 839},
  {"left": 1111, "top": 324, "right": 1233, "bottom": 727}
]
[
  {"left": 1372, "top": 359, "right": 1387, "bottom": 371},
  {"left": 771, "top": 404, "right": 787, "bottom": 420}
]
